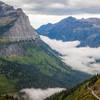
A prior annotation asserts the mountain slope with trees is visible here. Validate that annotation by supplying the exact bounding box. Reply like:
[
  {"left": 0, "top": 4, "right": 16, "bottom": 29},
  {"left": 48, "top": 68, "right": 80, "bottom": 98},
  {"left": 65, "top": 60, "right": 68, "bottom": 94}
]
[{"left": 46, "top": 75, "right": 100, "bottom": 100}]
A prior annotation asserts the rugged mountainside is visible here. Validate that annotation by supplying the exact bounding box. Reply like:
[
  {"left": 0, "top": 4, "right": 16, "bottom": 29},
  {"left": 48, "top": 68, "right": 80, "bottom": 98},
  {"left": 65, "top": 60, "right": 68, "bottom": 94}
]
[
  {"left": 0, "top": 1, "right": 91, "bottom": 97},
  {"left": 37, "top": 17, "right": 100, "bottom": 47},
  {"left": 0, "top": 1, "right": 38, "bottom": 41},
  {"left": 46, "top": 75, "right": 100, "bottom": 100}
]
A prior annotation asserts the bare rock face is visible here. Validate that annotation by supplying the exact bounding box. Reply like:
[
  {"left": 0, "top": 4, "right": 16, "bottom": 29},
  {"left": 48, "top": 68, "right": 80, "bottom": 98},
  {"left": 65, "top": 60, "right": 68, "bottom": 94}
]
[
  {"left": 0, "top": 1, "right": 39, "bottom": 41},
  {"left": 0, "top": 1, "right": 39, "bottom": 56},
  {"left": 0, "top": 1, "right": 16, "bottom": 17},
  {"left": 0, "top": 43, "right": 24, "bottom": 56}
]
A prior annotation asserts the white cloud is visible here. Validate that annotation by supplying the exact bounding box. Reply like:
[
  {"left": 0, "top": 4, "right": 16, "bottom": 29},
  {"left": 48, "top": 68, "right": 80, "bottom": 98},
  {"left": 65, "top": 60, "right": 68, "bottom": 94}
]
[
  {"left": 41, "top": 36, "right": 100, "bottom": 74},
  {"left": 20, "top": 88, "right": 65, "bottom": 100},
  {"left": 69, "top": 0, "right": 100, "bottom": 8},
  {"left": 48, "top": 3, "right": 66, "bottom": 9}
]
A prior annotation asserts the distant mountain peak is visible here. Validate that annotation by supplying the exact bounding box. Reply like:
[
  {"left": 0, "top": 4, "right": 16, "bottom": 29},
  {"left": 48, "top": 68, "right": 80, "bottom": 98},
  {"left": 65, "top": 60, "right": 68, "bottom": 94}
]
[
  {"left": 86, "top": 18, "right": 100, "bottom": 25},
  {"left": 46, "top": 23, "right": 53, "bottom": 26},
  {"left": 37, "top": 16, "right": 100, "bottom": 47},
  {"left": 67, "top": 16, "right": 76, "bottom": 20},
  {"left": 61, "top": 16, "right": 76, "bottom": 22}
]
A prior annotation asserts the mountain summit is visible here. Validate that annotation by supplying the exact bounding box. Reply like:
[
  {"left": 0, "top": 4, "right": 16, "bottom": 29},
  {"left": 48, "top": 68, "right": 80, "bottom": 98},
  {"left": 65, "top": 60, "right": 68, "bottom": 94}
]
[{"left": 0, "top": 1, "right": 38, "bottom": 41}]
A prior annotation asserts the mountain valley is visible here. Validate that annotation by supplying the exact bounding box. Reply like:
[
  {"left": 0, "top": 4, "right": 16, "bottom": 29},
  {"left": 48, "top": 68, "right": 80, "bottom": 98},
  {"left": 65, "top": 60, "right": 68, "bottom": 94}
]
[{"left": 0, "top": 1, "right": 100, "bottom": 100}]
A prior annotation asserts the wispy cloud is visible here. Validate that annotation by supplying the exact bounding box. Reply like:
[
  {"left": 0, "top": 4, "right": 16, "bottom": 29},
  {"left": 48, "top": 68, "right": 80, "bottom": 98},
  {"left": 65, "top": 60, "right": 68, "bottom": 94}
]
[{"left": 21, "top": 88, "right": 65, "bottom": 100}]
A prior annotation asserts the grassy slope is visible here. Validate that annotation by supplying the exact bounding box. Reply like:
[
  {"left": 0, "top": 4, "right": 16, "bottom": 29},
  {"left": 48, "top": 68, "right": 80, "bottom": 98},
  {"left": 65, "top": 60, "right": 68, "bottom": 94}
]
[
  {"left": 46, "top": 75, "right": 100, "bottom": 100},
  {"left": 0, "top": 75, "right": 17, "bottom": 95},
  {"left": 0, "top": 37, "right": 92, "bottom": 99},
  {"left": 2, "top": 40, "right": 71, "bottom": 77},
  {"left": 90, "top": 76, "right": 100, "bottom": 97},
  {"left": 0, "top": 58, "right": 67, "bottom": 89},
  {"left": 0, "top": 40, "right": 90, "bottom": 95},
  {"left": 0, "top": 40, "right": 72, "bottom": 93}
]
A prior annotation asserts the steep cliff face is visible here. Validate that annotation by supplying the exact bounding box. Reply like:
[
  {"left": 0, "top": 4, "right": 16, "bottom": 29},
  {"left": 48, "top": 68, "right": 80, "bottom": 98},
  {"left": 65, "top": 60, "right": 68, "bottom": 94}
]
[
  {"left": 3, "top": 8, "right": 38, "bottom": 41},
  {"left": 0, "top": 1, "right": 39, "bottom": 56},
  {"left": 0, "top": 1, "right": 38, "bottom": 41}
]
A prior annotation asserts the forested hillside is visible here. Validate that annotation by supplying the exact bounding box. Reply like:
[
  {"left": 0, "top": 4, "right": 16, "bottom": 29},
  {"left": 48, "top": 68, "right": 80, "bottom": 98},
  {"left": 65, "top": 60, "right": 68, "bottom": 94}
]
[{"left": 46, "top": 75, "right": 100, "bottom": 100}]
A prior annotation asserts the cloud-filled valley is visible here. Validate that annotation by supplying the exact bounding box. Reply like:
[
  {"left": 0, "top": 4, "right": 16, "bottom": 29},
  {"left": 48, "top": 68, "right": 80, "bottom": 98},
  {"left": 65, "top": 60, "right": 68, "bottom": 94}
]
[{"left": 41, "top": 36, "right": 100, "bottom": 74}]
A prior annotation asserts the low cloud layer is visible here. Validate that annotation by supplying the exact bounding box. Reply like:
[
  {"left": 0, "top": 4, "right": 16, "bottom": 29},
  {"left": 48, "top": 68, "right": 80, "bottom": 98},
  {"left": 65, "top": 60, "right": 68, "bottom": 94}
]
[
  {"left": 41, "top": 36, "right": 100, "bottom": 74},
  {"left": 2, "top": 0, "right": 100, "bottom": 15},
  {"left": 21, "top": 88, "right": 65, "bottom": 100}
]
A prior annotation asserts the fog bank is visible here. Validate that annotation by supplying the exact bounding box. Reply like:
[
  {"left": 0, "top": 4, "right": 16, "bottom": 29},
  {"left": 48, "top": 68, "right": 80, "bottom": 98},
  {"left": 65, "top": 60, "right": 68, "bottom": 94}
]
[
  {"left": 21, "top": 88, "right": 65, "bottom": 100},
  {"left": 41, "top": 35, "right": 100, "bottom": 74}
]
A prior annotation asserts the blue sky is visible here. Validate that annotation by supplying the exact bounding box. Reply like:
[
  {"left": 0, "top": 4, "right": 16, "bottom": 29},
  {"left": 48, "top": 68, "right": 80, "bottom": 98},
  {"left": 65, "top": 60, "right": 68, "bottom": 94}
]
[{"left": 2, "top": 0, "right": 100, "bottom": 28}]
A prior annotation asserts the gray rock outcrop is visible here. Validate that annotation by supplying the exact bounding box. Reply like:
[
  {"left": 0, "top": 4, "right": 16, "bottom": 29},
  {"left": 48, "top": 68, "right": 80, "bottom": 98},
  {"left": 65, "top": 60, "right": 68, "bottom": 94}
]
[{"left": 0, "top": 1, "right": 39, "bottom": 41}]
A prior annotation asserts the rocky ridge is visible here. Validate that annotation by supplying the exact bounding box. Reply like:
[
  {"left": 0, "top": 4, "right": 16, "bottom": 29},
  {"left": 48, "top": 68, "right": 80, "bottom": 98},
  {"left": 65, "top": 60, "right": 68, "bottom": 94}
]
[{"left": 0, "top": 1, "right": 38, "bottom": 41}]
